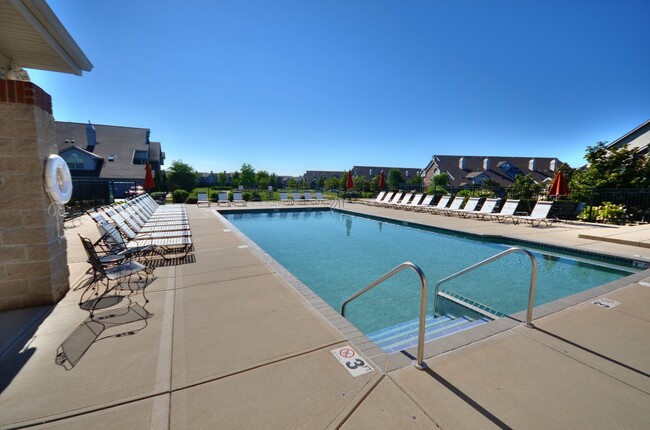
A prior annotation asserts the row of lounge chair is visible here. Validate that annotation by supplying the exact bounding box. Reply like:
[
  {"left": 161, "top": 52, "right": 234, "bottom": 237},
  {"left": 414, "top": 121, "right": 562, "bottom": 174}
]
[
  {"left": 197, "top": 191, "right": 247, "bottom": 208},
  {"left": 88, "top": 193, "right": 194, "bottom": 259},
  {"left": 279, "top": 191, "right": 328, "bottom": 205},
  {"left": 363, "top": 191, "right": 556, "bottom": 226}
]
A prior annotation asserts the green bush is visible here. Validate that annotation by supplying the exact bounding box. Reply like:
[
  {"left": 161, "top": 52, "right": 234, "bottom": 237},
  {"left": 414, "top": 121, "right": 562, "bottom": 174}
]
[
  {"left": 172, "top": 189, "right": 189, "bottom": 203},
  {"left": 251, "top": 190, "right": 261, "bottom": 201},
  {"left": 578, "top": 202, "right": 627, "bottom": 224},
  {"left": 185, "top": 195, "right": 198, "bottom": 204}
]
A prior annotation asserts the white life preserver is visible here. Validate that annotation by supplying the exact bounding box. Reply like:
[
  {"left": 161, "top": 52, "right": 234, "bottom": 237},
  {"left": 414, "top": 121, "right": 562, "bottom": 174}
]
[{"left": 44, "top": 154, "right": 73, "bottom": 204}]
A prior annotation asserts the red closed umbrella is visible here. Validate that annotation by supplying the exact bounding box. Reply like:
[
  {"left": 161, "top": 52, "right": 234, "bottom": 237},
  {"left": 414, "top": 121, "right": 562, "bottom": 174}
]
[
  {"left": 377, "top": 170, "right": 385, "bottom": 190},
  {"left": 549, "top": 171, "right": 569, "bottom": 196},
  {"left": 144, "top": 161, "right": 156, "bottom": 191},
  {"left": 345, "top": 170, "right": 354, "bottom": 190}
]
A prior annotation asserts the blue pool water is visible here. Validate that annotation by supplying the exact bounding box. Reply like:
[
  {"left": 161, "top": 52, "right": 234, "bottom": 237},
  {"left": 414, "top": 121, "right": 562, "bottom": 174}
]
[{"left": 224, "top": 210, "right": 637, "bottom": 334}]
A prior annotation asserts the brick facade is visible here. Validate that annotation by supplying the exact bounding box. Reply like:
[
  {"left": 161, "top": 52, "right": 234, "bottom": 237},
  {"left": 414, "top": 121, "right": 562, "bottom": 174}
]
[{"left": 0, "top": 81, "right": 69, "bottom": 310}]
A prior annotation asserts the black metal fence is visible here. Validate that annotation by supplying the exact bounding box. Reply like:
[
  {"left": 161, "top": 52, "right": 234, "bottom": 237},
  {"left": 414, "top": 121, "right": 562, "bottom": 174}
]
[{"left": 64, "top": 179, "right": 136, "bottom": 216}]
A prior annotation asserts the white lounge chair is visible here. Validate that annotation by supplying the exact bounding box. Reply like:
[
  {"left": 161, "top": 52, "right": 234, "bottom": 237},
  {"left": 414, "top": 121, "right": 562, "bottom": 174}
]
[
  {"left": 437, "top": 196, "right": 464, "bottom": 215},
  {"left": 372, "top": 192, "right": 394, "bottom": 206},
  {"left": 314, "top": 191, "right": 328, "bottom": 203},
  {"left": 279, "top": 192, "right": 293, "bottom": 205},
  {"left": 449, "top": 197, "right": 481, "bottom": 217},
  {"left": 425, "top": 195, "right": 451, "bottom": 214},
  {"left": 512, "top": 201, "right": 555, "bottom": 227},
  {"left": 233, "top": 192, "right": 247, "bottom": 207},
  {"left": 197, "top": 192, "right": 210, "bottom": 208},
  {"left": 412, "top": 195, "right": 435, "bottom": 212},
  {"left": 404, "top": 194, "right": 424, "bottom": 210},
  {"left": 466, "top": 198, "right": 500, "bottom": 220},
  {"left": 391, "top": 193, "right": 414, "bottom": 209},
  {"left": 303, "top": 191, "right": 317, "bottom": 204},
  {"left": 217, "top": 191, "right": 230, "bottom": 207},
  {"left": 490, "top": 199, "right": 521, "bottom": 223},
  {"left": 364, "top": 191, "right": 386, "bottom": 206},
  {"left": 380, "top": 192, "right": 403, "bottom": 207}
]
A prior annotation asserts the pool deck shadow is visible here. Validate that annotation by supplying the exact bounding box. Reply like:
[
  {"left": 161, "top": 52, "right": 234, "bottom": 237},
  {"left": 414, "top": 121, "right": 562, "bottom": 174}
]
[{"left": 1, "top": 201, "right": 649, "bottom": 429}]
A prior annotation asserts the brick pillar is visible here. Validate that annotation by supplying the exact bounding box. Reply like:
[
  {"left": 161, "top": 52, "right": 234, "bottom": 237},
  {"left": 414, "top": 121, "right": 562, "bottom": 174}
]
[{"left": 0, "top": 79, "right": 69, "bottom": 310}]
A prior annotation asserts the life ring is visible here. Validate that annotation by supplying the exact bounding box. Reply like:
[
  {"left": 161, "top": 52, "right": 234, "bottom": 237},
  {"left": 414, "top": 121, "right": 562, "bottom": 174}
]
[{"left": 44, "top": 154, "right": 73, "bottom": 204}]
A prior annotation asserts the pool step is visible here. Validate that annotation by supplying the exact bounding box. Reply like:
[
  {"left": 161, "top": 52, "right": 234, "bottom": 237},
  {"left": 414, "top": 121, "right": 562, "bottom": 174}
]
[{"left": 367, "top": 315, "right": 488, "bottom": 354}]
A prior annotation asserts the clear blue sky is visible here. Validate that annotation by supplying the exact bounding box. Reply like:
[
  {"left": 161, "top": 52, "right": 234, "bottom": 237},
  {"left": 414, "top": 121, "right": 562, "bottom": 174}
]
[{"left": 30, "top": 0, "right": 650, "bottom": 176}]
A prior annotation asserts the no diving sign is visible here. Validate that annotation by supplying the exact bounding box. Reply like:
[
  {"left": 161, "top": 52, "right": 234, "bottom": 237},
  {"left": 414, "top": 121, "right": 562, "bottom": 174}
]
[{"left": 331, "top": 346, "right": 373, "bottom": 377}]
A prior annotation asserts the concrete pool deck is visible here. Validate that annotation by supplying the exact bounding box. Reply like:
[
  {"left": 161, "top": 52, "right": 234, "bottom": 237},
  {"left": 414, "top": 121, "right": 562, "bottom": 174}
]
[{"left": 1, "top": 201, "right": 649, "bottom": 429}]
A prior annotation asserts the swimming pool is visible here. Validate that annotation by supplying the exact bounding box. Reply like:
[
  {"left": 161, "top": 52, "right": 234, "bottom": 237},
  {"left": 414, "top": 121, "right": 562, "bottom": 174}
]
[{"left": 223, "top": 209, "right": 638, "bottom": 337}]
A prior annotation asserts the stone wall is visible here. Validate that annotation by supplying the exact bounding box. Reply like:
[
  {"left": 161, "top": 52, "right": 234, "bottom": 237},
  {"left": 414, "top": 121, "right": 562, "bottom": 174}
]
[{"left": 0, "top": 80, "right": 69, "bottom": 310}]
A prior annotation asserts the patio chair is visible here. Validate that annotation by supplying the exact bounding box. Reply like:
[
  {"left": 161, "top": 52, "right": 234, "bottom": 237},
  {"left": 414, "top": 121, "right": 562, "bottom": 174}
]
[
  {"left": 424, "top": 195, "right": 451, "bottom": 214},
  {"left": 79, "top": 234, "right": 152, "bottom": 317},
  {"left": 391, "top": 193, "right": 414, "bottom": 209},
  {"left": 437, "top": 196, "right": 464, "bottom": 215},
  {"left": 291, "top": 191, "right": 306, "bottom": 204},
  {"left": 404, "top": 194, "right": 424, "bottom": 210},
  {"left": 466, "top": 198, "right": 500, "bottom": 220},
  {"left": 232, "top": 192, "right": 247, "bottom": 206},
  {"left": 364, "top": 191, "right": 386, "bottom": 206},
  {"left": 197, "top": 192, "right": 210, "bottom": 207},
  {"left": 217, "top": 191, "right": 231, "bottom": 207},
  {"left": 379, "top": 192, "right": 403, "bottom": 207},
  {"left": 314, "top": 191, "right": 328, "bottom": 203},
  {"left": 489, "top": 199, "right": 521, "bottom": 223},
  {"left": 279, "top": 192, "right": 293, "bottom": 205},
  {"left": 92, "top": 212, "right": 193, "bottom": 258},
  {"left": 412, "top": 195, "right": 435, "bottom": 212},
  {"left": 372, "top": 191, "right": 394, "bottom": 206},
  {"left": 303, "top": 191, "right": 317, "bottom": 204},
  {"left": 512, "top": 201, "right": 556, "bottom": 227},
  {"left": 450, "top": 197, "right": 482, "bottom": 217}
]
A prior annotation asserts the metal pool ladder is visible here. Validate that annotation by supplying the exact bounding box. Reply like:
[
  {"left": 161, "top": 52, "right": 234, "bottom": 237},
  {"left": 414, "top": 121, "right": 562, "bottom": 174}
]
[
  {"left": 341, "top": 262, "right": 430, "bottom": 370},
  {"left": 433, "top": 247, "right": 538, "bottom": 327},
  {"left": 340, "top": 247, "right": 538, "bottom": 371}
]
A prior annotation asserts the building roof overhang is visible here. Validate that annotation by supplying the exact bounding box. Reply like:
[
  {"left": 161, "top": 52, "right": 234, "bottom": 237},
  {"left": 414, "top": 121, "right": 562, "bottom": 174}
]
[{"left": 0, "top": 0, "right": 92, "bottom": 75}]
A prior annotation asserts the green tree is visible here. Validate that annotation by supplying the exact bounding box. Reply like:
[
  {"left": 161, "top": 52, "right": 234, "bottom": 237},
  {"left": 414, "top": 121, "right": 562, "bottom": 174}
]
[
  {"left": 317, "top": 176, "right": 325, "bottom": 189},
  {"left": 570, "top": 142, "right": 647, "bottom": 202},
  {"left": 353, "top": 176, "right": 370, "bottom": 193},
  {"left": 325, "top": 177, "right": 340, "bottom": 190},
  {"left": 217, "top": 171, "right": 229, "bottom": 186},
  {"left": 167, "top": 160, "right": 198, "bottom": 191},
  {"left": 240, "top": 163, "right": 256, "bottom": 188},
  {"left": 427, "top": 172, "right": 450, "bottom": 194},
  {"left": 510, "top": 174, "right": 542, "bottom": 200},
  {"left": 408, "top": 175, "right": 423, "bottom": 187},
  {"left": 256, "top": 170, "right": 270, "bottom": 189},
  {"left": 287, "top": 178, "right": 297, "bottom": 189},
  {"left": 231, "top": 171, "right": 241, "bottom": 187},
  {"left": 387, "top": 169, "right": 404, "bottom": 190}
]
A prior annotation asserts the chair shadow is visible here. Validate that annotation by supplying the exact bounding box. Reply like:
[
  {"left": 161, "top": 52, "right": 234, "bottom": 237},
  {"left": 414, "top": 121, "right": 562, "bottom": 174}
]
[{"left": 57, "top": 277, "right": 156, "bottom": 371}]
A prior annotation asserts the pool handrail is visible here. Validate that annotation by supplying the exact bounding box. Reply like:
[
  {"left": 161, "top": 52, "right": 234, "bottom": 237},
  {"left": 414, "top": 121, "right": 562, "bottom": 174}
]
[
  {"left": 341, "top": 261, "right": 429, "bottom": 370},
  {"left": 433, "top": 247, "right": 538, "bottom": 327}
]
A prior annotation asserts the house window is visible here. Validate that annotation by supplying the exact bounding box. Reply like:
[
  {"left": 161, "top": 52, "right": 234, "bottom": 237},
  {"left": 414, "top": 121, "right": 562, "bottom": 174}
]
[
  {"left": 63, "top": 153, "right": 84, "bottom": 169},
  {"left": 132, "top": 150, "right": 149, "bottom": 165}
]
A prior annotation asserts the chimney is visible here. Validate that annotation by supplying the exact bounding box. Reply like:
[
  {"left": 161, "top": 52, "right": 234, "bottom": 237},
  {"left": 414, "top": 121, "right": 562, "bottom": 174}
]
[
  {"left": 86, "top": 121, "right": 96, "bottom": 152},
  {"left": 529, "top": 158, "right": 536, "bottom": 171},
  {"left": 459, "top": 157, "right": 466, "bottom": 170},
  {"left": 483, "top": 157, "right": 491, "bottom": 170}
]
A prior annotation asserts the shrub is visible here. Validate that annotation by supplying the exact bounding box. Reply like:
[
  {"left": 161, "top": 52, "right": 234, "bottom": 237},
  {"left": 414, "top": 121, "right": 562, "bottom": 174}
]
[
  {"left": 185, "top": 195, "right": 198, "bottom": 204},
  {"left": 578, "top": 202, "right": 627, "bottom": 224},
  {"left": 172, "top": 189, "right": 189, "bottom": 203},
  {"left": 251, "top": 190, "right": 261, "bottom": 201}
]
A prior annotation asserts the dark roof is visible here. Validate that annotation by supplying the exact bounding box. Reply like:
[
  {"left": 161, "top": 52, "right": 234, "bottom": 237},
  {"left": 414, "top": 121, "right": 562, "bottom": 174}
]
[
  {"left": 424, "top": 155, "right": 561, "bottom": 187},
  {"left": 351, "top": 165, "right": 423, "bottom": 179},
  {"left": 302, "top": 170, "right": 344, "bottom": 182},
  {"left": 606, "top": 119, "right": 650, "bottom": 154},
  {"left": 56, "top": 121, "right": 163, "bottom": 180}
]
